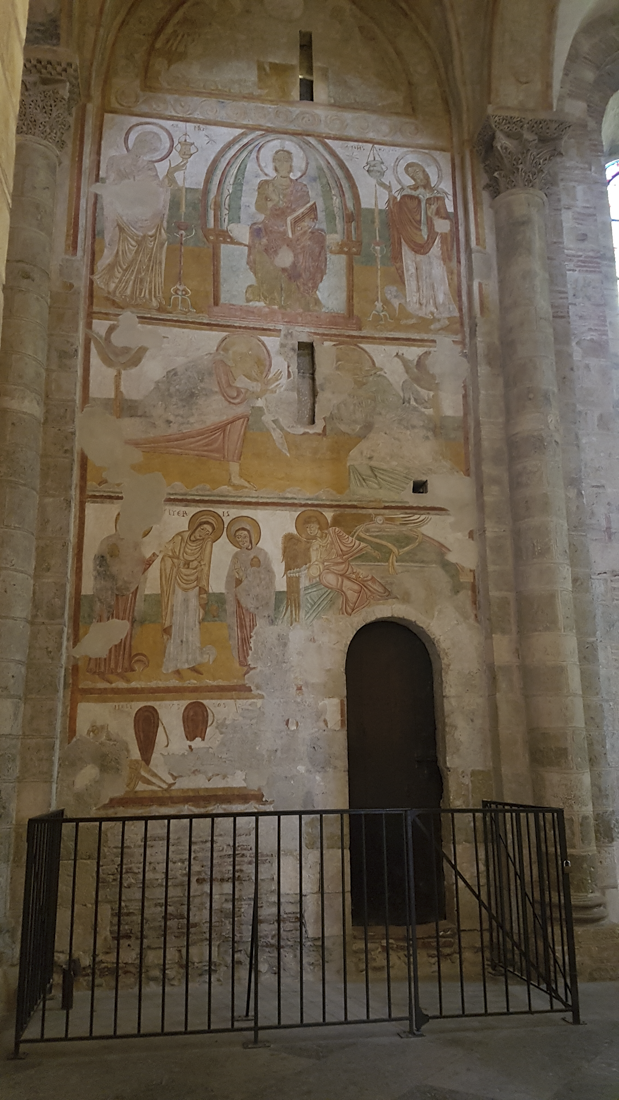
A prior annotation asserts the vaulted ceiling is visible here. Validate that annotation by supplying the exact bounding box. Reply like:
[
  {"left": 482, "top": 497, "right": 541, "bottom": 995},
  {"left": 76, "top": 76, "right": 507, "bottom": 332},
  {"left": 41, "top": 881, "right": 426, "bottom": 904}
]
[{"left": 38, "top": 0, "right": 616, "bottom": 137}]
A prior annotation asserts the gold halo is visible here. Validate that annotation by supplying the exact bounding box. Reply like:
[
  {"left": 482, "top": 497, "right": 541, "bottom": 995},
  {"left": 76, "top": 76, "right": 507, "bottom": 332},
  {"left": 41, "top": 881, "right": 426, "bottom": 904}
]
[
  {"left": 188, "top": 510, "right": 224, "bottom": 541},
  {"left": 295, "top": 509, "right": 329, "bottom": 539},
  {"left": 393, "top": 150, "right": 442, "bottom": 191},
  {"left": 226, "top": 516, "right": 262, "bottom": 547},
  {"left": 216, "top": 333, "right": 272, "bottom": 377}
]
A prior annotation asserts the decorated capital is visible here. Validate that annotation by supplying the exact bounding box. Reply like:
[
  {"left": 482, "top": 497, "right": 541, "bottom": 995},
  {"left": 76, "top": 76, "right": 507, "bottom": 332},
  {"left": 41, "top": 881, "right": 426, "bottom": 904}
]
[
  {"left": 476, "top": 114, "right": 570, "bottom": 198},
  {"left": 17, "top": 54, "right": 80, "bottom": 153}
]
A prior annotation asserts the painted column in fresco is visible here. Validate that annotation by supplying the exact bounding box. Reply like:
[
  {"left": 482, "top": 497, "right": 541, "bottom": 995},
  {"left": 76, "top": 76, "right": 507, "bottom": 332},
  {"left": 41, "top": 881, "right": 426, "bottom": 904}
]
[
  {"left": 0, "top": 59, "right": 76, "bottom": 934},
  {"left": 477, "top": 115, "right": 605, "bottom": 921}
]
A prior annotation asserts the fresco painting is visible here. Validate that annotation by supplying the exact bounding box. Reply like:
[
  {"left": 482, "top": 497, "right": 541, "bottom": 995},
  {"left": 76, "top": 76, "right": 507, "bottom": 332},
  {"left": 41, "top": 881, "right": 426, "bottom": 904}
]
[
  {"left": 92, "top": 115, "right": 459, "bottom": 336},
  {"left": 69, "top": 105, "right": 474, "bottom": 809}
]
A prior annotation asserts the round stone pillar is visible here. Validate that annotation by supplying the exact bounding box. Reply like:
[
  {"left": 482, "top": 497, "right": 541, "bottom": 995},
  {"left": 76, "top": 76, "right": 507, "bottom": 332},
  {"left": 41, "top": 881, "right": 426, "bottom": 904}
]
[
  {"left": 0, "top": 60, "right": 76, "bottom": 957},
  {"left": 477, "top": 114, "right": 604, "bottom": 920}
]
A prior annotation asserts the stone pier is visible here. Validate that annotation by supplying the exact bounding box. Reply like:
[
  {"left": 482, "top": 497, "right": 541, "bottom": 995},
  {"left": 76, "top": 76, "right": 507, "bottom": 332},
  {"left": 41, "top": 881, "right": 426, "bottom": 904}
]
[
  {"left": 477, "top": 114, "right": 605, "bottom": 920},
  {"left": 0, "top": 59, "right": 75, "bottom": 971}
]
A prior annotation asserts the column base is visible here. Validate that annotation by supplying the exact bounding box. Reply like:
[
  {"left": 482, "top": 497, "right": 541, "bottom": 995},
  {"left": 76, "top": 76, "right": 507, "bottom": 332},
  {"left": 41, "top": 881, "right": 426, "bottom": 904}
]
[{"left": 572, "top": 893, "right": 607, "bottom": 924}]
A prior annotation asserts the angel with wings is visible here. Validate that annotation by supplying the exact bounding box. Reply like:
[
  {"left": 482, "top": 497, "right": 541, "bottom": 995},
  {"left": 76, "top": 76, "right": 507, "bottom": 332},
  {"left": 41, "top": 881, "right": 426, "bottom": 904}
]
[{"left": 281, "top": 509, "right": 391, "bottom": 624}]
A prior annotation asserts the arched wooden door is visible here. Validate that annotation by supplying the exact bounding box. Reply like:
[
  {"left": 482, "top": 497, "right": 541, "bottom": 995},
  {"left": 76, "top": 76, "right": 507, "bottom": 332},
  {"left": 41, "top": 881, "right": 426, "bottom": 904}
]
[{"left": 346, "top": 620, "right": 444, "bottom": 925}]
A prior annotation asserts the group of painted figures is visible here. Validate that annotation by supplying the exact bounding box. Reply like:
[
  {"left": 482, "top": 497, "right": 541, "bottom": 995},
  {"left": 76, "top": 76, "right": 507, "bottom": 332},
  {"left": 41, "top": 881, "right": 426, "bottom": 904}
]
[
  {"left": 86, "top": 508, "right": 392, "bottom": 682},
  {"left": 93, "top": 124, "right": 458, "bottom": 323}
]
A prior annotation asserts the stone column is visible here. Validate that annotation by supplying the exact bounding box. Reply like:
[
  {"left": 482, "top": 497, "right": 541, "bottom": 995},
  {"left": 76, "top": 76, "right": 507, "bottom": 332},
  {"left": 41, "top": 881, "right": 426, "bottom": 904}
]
[
  {"left": 477, "top": 114, "right": 605, "bottom": 920},
  {"left": 0, "top": 58, "right": 76, "bottom": 958}
]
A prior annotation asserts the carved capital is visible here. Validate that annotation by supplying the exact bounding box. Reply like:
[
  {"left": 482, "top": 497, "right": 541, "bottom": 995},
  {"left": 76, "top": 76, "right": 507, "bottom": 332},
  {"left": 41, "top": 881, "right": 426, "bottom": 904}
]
[
  {"left": 17, "top": 55, "right": 80, "bottom": 153},
  {"left": 476, "top": 114, "right": 570, "bottom": 198}
]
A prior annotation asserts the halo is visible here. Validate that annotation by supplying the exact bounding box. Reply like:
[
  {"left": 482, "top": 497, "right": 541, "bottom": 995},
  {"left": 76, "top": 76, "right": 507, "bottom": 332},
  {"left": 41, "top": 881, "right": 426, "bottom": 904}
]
[
  {"left": 393, "top": 150, "right": 442, "bottom": 191},
  {"left": 296, "top": 509, "right": 329, "bottom": 539},
  {"left": 226, "top": 516, "right": 262, "bottom": 547},
  {"left": 256, "top": 137, "right": 309, "bottom": 180},
  {"left": 124, "top": 122, "right": 175, "bottom": 163},
  {"left": 188, "top": 509, "right": 224, "bottom": 541},
  {"left": 216, "top": 333, "right": 272, "bottom": 378}
]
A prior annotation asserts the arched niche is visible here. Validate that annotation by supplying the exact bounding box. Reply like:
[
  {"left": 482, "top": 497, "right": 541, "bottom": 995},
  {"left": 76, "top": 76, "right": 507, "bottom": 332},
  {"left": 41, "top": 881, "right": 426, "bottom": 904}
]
[{"left": 201, "top": 130, "right": 362, "bottom": 324}]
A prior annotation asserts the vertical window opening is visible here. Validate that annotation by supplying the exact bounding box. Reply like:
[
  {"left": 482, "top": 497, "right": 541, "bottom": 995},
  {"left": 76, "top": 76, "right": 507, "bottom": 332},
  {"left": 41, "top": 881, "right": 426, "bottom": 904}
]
[
  {"left": 297, "top": 341, "right": 316, "bottom": 425},
  {"left": 299, "top": 32, "right": 314, "bottom": 101},
  {"left": 606, "top": 159, "right": 619, "bottom": 296}
]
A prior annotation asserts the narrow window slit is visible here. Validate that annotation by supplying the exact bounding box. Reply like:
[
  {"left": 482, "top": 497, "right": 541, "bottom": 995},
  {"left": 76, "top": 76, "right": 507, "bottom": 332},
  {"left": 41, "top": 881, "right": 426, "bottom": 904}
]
[
  {"left": 299, "top": 32, "right": 314, "bottom": 101},
  {"left": 297, "top": 341, "right": 316, "bottom": 426}
]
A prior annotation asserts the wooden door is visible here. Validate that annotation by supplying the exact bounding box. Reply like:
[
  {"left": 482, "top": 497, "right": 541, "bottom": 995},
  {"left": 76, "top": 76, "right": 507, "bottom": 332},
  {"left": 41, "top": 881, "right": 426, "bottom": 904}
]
[{"left": 346, "top": 620, "right": 444, "bottom": 925}]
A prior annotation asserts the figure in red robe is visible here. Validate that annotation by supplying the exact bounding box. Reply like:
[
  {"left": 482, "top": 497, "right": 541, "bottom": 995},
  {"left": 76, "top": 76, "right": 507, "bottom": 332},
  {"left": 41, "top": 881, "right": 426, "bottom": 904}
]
[{"left": 246, "top": 149, "right": 327, "bottom": 312}]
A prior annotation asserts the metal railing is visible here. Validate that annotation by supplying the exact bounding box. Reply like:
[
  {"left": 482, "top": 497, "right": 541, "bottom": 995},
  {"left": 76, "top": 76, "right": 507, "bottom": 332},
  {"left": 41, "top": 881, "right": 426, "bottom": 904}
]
[{"left": 13, "top": 803, "right": 579, "bottom": 1055}]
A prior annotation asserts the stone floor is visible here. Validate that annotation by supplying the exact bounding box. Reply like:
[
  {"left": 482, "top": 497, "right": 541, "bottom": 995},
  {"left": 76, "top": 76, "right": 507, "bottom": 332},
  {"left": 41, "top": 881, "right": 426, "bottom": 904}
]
[{"left": 1, "top": 982, "right": 618, "bottom": 1100}]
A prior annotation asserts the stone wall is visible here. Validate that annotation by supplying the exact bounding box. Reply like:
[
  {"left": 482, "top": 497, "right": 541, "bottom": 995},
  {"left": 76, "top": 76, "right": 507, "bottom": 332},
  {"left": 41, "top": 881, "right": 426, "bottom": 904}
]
[{"left": 0, "top": 0, "right": 28, "bottom": 324}]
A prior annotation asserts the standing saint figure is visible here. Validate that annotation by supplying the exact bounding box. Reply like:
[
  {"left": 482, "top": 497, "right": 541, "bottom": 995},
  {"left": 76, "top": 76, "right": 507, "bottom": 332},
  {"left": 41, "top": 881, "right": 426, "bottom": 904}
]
[
  {"left": 87, "top": 518, "right": 157, "bottom": 681},
  {"left": 92, "top": 130, "right": 193, "bottom": 311},
  {"left": 380, "top": 162, "right": 458, "bottom": 321},
  {"left": 225, "top": 517, "right": 275, "bottom": 670},
  {"left": 159, "top": 510, "right": 224, "bottom": 675},
  {"left": 92, "top": 131, "right": 171, "bottom": 310},
  {"left": 289, "top": 510, "right": 390, "bottom": 618},
  {"left": 246, "top": 148, "right": 327, "bottom": 312}
]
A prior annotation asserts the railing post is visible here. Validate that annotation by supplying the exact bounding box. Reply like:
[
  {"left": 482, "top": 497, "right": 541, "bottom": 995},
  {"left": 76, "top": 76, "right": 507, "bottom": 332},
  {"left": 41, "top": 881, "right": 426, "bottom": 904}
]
[
  {"left": 244, "top": 814, "right": 269, "bottom": 1049},
  {"left": 556, "top": 810, "right": 581, "bottom": 1025},
  {"left": 400, "top": 809, "right": 428, "bottom": 1038},
  {"left": 13, "top": 810, "right": 64, "bottom": 1058}
]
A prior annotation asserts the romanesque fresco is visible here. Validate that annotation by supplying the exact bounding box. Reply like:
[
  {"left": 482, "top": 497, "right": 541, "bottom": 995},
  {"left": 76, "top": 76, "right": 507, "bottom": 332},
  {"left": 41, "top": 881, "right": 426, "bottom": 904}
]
[
  {"left": 92, "top": 115, "right": 460, "bottom": 336},
  {"left": 66, "top": 106, "right": 474, "bottom": 810}
]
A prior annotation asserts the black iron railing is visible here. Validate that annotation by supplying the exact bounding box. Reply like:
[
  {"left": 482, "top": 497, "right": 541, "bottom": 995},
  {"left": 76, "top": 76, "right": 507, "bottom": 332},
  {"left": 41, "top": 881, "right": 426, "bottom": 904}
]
[{"left": 13, "top": 803, "right": 579, "bottom": 1055}]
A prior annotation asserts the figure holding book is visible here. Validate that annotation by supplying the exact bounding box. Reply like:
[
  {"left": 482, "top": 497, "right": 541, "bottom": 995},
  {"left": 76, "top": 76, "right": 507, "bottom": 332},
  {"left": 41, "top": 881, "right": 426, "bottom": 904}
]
[{"left": 246, "top": 149, "right": 327, "bottom": 312}]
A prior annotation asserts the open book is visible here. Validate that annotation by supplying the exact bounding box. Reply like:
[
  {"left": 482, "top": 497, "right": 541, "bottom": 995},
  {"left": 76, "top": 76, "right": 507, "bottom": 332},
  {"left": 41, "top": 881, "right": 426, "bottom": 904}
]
[{"left": 287, "top": 200, "right": 318, "bottom": 237}]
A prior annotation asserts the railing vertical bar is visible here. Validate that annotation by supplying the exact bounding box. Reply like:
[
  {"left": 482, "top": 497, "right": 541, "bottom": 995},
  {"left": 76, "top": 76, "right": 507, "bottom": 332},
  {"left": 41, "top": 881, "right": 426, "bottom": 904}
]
[
  {"left": 430, "top": 812, "right": 443, "bottom": 1017},
  {"left": 402, "top": 812, "right": 414, "bottom": 1030},
  {"left": 524, "top": 811, "right": 542, "bottom": 986},
  {"left": 555, "top": 811, "right": 580, "bottom": 1025},
  {"left": 184, "top": 817, "right": 193, "bottom": 1032},
  {"left": 450, "top": 812, "right": 466, "bottom": 1015},
  {"left": 319, "top": 814, "right": 326, "bottom": 1023},
  {"left": 137, "top": 819, "right": 149, "bottom": 1036},
  {"left": 508, "top": 811, "right": 523, "bottom": 978},
  {"left": 504, "top": 811, "right": 517, "bottom": 978},
  {"left": 340, "top": 813, "right": 349, "bottom": 1023},
  {"left": 231, "top": 816, "right": 237, "bottom": 1029},
  {"left": 472, "top": 812, "right": 488, "bottom": 1015},
  {"left": 361, "top": 813, "right": 370, "bottom": 1020},
  {"left": 405, "top": 810, "right": 423, "bottom": 1034},
  {"left": 381, "top": 812, "right": 392, "bottom": 1019},
  {"left": 252, "top": 816, "right": 261, "bottom": 1044},
  {"left": 113, "top": 819, "right": 126, "bottom": 1036},
  {"left": 207, "top": 817, "right": 215, "bottom": 1031},
  {"left": 532, "top": 810, "right": 552, "bottom": 1009},
  {"left": 277, "top": 814, "right": 282, "bottom": 1027},
  {"left": 494, "top": 810, "right": 511, "bottom": 1012},
  {"left": 38, "top": 823, "right": 49, "bottom": 1041},
  {"left": 64, "top": 820, "right": 79, "bottom": 1040},
  {"left": 551, "top": 811, "right": 568, "bottom": 1003},
  {"left": 161, "top": 818, "right": 171, "bottom": 1033},
  {"left": 298, "top": 813, "right": 304, "bottom": 1025},
  {"left": 514, "top": 811, "right": 532, "bottom": 1010},
  {"left": 542, "top": 812, "right": 559, "bottom": 1005},
  {"left": 88, "top": 821, "right": 103, "bottom": 1038}
]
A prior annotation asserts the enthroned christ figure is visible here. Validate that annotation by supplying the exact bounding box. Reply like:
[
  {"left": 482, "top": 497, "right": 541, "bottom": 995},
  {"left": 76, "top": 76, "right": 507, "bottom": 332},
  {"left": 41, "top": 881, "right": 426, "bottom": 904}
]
[{"left": 246, "top": 149, "right": 327, "bottom": 312}]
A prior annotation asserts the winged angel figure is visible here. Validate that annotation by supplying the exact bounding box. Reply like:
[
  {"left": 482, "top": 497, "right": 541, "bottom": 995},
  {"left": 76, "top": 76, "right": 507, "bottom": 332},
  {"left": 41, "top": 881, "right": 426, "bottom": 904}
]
[{"left": 281, "top": 510, "right": 430, "bottom": 624}]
